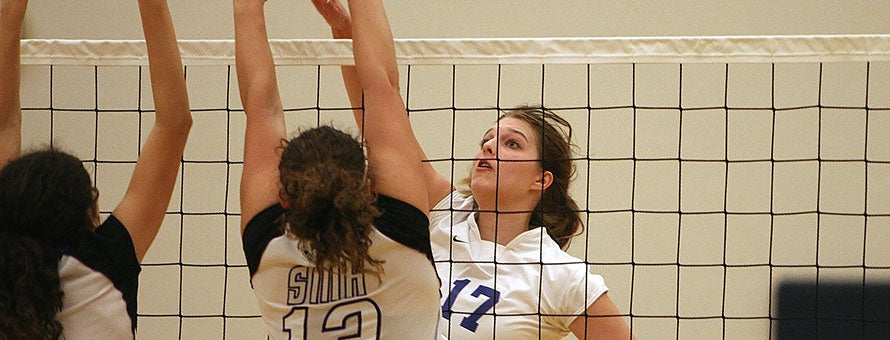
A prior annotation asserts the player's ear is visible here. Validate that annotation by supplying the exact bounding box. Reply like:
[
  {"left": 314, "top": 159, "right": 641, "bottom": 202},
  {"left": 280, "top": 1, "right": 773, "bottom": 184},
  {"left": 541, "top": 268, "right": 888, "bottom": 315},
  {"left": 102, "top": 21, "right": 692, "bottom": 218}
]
[{"left": 530, "top": 170, "right": 553, "bottom": 192}]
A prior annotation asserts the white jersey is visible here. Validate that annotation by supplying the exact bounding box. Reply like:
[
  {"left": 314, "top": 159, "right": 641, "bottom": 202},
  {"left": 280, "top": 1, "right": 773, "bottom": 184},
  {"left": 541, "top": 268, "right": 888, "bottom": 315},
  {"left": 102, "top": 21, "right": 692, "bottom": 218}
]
[
  {"left": 430, "top": 192, "right": 608, "bottom": 340},
  {"left": 56, "top": 215, "right": 140, "bottom": 339},
  {"left": 243, "top": 195, "right": 440, "bottom": 340}
]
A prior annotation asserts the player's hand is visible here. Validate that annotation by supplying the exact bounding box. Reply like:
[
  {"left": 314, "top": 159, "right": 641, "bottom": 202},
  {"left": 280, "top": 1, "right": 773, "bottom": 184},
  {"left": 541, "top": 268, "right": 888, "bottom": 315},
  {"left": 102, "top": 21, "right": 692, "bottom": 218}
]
[{"left": 310, "top": 0, "right": 352, "bottom": 38}]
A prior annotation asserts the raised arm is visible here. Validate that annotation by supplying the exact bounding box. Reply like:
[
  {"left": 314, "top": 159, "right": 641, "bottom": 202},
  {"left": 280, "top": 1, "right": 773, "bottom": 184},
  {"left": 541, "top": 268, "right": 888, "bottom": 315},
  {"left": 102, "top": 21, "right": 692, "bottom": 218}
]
[
  {"left": 113, "top": 0, "right": 192, "bottom": 261},
  {"left": 233, "top": 0, "right": 287, "bottom": 232},
  {"left": 310, "top": 0, "right": 361, "bottom": 124},
  {"left": 312, "top": 0, "right": 452, "bottom": 210},
  {"left": 344, "top": 0, "right": 431, "bottom": 213},
  {"left": 0, "top": 0, "right": 27, "bottom": 168}
]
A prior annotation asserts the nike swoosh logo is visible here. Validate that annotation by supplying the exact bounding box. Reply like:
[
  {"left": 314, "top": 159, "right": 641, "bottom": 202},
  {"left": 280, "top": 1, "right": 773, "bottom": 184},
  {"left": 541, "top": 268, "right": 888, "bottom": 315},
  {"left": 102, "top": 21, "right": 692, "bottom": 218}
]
[{"left": 452, "top": 235, "right": 467, "bottom": 243}]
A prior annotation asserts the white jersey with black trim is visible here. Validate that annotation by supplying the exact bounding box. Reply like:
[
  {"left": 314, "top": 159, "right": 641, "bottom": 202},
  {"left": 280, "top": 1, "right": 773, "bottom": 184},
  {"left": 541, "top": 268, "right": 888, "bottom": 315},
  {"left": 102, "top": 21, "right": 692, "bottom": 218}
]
[
  {"left": 430, "top": 191, "right": 608, "bottom": 340},
  {"left": 55, "top": 215, "right": 141, "bottom": 339},
  {"left": 243, "top": 194, "right": 440, "bottom": 340}
]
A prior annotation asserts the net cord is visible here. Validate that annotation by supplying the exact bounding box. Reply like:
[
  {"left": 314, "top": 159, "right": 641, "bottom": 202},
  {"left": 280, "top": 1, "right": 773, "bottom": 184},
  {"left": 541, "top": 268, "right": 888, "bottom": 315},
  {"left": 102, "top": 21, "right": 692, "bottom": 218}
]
[{"left": 19, "top": 35, "right": 890, "bottom": 66}]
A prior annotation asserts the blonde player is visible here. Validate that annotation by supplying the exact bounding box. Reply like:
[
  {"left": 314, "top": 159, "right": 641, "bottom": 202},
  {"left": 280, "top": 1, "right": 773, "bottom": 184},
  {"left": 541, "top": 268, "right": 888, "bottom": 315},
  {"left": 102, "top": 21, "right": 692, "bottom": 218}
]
[
  {"left": 234, "top": 0, "right": 439, "bottom": 338},
  {"left": 0, "top": 0, "right": 191, "bottom": 338},
  {"left": 311, "top": 0, "right": 635, "bottom": 338}
]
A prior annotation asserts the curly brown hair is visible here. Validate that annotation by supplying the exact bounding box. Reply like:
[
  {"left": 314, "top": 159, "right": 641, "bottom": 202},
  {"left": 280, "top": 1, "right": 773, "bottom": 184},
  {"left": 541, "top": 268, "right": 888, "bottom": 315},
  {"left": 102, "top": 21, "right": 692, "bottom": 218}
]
[
  {"left": 278, "top": 126, "right": 383, "bottom": 275},
  {"left": 0, "top": 149, "right": 97, "bottom": 340}
]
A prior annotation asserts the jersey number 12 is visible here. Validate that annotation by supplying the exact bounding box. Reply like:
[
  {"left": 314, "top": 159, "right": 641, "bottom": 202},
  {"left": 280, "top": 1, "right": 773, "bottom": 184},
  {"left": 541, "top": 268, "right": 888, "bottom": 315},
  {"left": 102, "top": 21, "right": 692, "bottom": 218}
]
[{"left": 282, "top": 298, "right": 381, "bottom": 339}]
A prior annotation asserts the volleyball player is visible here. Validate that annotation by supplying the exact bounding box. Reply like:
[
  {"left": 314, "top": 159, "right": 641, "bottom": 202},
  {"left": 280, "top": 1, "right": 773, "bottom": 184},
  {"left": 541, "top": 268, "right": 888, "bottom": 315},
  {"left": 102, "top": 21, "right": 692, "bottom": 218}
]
[
  {"left": 311, "top": 0, "right": 635, "bottom": 338},
  {"left": 233, "top": 0, "right": 439, "bottom": 338},
  {"left": 0, "top": 0, "right": 192, "bottom": 338},
  {"left": 427, "top": 107, "right": 636, "bottom": 340}
]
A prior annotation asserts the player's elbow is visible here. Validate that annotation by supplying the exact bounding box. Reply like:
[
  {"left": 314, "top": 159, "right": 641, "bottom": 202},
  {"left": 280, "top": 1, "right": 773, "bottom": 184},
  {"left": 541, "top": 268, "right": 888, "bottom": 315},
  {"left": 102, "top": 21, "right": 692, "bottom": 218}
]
[
  {"left": 356, "top": 66, "right": 401, "bottom": 97},
  {"left": 158, "top": 108, "right": 193, "bottom": 133},
  {"left": 176, "top": 112, "right": 194, "bottom": 132},
  {"left": 241, "top": 83, "right": 282, "bottom": 117},
  {"left": 363, "top": 84, "right": 401, "bottom": 104},
  {"left": 386, "top": 72, "right": 400, "bottom": 93}
]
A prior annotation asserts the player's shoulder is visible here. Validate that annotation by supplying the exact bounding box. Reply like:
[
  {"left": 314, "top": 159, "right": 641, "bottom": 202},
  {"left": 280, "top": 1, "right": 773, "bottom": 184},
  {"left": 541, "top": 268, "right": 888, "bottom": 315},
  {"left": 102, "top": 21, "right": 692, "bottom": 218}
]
[
  {"left": 432, "top": 190, "right": 473, "bottom": 211},
  {"left": 542, "top": 240, "right": 581, "bottom": 262},
  {"left": 533, "top": 232, "right": 589, "bottom": 277},
  {"left": 514, "top": 227, "right": 580, "bottom": 263},
  {"left": 429, "top": 190, "right": 474, "bottom": 227}
]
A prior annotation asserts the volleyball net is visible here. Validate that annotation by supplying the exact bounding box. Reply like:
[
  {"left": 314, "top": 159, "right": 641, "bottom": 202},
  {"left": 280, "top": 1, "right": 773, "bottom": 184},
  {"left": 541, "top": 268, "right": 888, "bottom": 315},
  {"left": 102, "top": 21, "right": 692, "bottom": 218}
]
[{"left": 17, "top": 36, "right": 890, "bottom": 339}]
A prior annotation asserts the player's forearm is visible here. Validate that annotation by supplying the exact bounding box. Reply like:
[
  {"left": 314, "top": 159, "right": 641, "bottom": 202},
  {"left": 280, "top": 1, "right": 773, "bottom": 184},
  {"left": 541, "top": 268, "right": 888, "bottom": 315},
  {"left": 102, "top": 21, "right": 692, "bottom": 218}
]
[
  {"left": 347, "top": 0, "right": 399, "bottom": 94},
  {"left": 138, "top": 0, "right": 192, "bottom": 132},
  {"left": 0, "top": 0, "right": 27, "bottom": 23},
  {"left": 341, "top": 65, "right": 365, "bottom": 130},
  {"left": 0, "top": 1, "right": 25, "bottom": 45},
  {"left": 329, "top": 29, "right": 365, "bottom": 131},
  {"left": 233, "top": 1, "right": 283, "bottom": 118},
  {"left": 0, "top": 1, "right": 26, "bottom": 148},
  {"left": 310, "top": 0, "right": 364, "bottom": 130}
]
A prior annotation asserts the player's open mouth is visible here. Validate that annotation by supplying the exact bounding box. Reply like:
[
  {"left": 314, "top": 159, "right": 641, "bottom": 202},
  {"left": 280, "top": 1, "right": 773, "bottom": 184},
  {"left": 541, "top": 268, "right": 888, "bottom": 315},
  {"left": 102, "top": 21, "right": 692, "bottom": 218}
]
[{"left": 476, "top": 160, "right": 493, "bottom": 170}]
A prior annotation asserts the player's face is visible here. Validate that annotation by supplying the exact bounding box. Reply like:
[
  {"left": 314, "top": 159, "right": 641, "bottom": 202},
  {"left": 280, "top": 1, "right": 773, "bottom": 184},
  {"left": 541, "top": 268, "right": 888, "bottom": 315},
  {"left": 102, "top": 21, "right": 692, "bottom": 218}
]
[{"left": 470, "top": 117, "right": 549, "bottom": 206}]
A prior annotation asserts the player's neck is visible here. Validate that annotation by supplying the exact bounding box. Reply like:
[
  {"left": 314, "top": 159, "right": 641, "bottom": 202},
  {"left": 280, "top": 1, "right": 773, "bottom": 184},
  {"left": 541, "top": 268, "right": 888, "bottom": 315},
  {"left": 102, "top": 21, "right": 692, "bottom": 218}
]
[
  {"left": 475, "top": 210, "right": 532, "bottom": 246},
  {"left": 472, "top": 190, "right": 539, "bottom": 245}
]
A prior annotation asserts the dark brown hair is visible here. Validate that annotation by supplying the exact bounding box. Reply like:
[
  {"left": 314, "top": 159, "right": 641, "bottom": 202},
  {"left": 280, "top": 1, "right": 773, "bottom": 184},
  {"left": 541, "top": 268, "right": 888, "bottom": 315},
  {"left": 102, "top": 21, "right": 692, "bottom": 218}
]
[
  {"left": 466, "top": 107, "right": 582, "bottom": 249},
  {"left": 278, "top": 126, "right": 382, "bottom": 275},
  {"left": 0, "top": 149, "right": 97, "bottom": 340}
]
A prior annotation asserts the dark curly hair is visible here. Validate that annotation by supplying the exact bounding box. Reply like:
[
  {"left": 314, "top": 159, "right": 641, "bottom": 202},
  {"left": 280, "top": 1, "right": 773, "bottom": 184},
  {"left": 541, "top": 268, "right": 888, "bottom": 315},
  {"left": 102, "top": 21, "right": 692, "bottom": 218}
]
[
  {"left": 463, "top": 106, "right": 582, "bottom": 249},
  {"left": 278, "top": 126, "right": 382, "bottom": 275},
  {"left": 0, "top": 149, "right": 97, "bottom": 340}
]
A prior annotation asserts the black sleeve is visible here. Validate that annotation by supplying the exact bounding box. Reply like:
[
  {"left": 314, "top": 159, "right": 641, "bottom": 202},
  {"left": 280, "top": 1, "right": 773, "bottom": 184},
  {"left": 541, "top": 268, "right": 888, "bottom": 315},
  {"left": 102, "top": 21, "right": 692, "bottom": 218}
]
[
  {"left": 91, "top": 215, "right": 141, "bottom": 278},
  {"left": 74, "top": 215, "right": 141, "bottom": 330},
  {"left": 372, "top": 195, "right": 433, "bottom": 263},
  {"left": 242, "top": 204, "right": 287, "bottom": 277}
]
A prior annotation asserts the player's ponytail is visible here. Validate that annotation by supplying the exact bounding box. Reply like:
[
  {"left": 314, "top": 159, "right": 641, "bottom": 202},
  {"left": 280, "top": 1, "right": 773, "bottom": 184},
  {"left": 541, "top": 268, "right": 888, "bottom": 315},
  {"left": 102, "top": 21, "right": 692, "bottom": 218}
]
[
  {"left": 0, "top": 149, "right": 96, "bottom": 340},
  {"left": 278, "top": 126, "right": 382, "bottom": 275}
]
